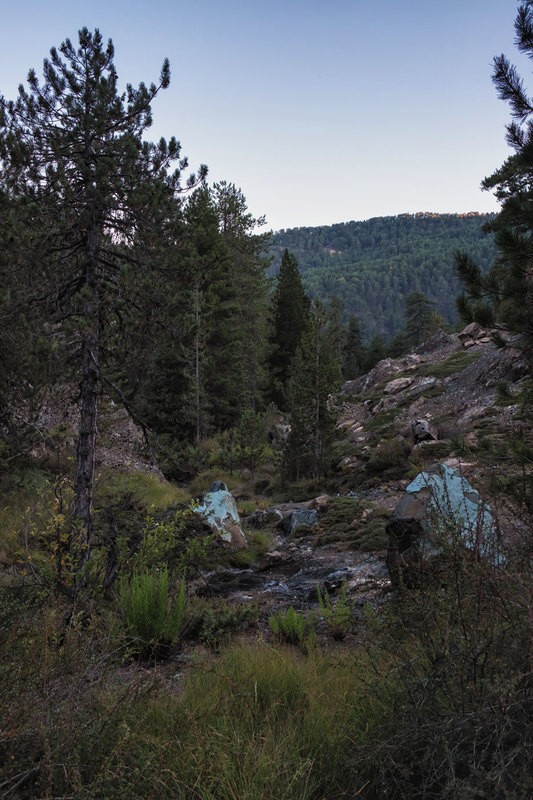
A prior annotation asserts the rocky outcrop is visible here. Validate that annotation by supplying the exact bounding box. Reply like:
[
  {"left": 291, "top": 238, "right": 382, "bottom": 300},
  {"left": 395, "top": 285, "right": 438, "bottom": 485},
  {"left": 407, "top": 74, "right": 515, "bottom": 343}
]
[
  {"left": 457, "top": 322, "right": 492, "bottom": 348},
  {"left": 30, "top": 384, "right": 161, "bottom": 475}
]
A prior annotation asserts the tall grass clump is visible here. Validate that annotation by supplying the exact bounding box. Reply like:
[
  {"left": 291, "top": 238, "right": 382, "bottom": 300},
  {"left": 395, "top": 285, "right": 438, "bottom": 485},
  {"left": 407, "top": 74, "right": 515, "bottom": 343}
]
[
  {"left": 269, "top": 606, "right": 315, "bottom": 650},
  {"left": 318, "top": 581, "right": 354, "bottom": 640},
  {"left": 118, "top": 566, "right": 185, "bottom": 658},
  {"left": 58, "top": 643, "right": 391, "bottom": 799}
]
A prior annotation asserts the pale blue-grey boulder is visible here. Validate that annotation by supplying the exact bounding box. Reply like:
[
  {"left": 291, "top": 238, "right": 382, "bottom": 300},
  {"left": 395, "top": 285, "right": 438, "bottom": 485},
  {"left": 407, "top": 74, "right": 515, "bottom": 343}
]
[
  {"left": 194, "top": 484, "right": 248, "bottom": 549},
  {"left": 386, "top": 462, "right": 502, "bottom": 585}
]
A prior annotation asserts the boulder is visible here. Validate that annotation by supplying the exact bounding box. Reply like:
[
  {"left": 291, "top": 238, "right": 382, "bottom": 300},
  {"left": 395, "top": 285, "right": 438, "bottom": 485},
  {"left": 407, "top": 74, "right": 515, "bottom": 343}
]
[
  {"left": 280, "top": 508, "right": 319, "bottom": 536},
  {"left": 309, "top": 494, "right": 331, "bottom": 511},
  {"left": 386, "top": 462, "right": 502, "bottom": 586},
  {"left": 413, "top": 329, "right": 460, "bottom": 355},
  {"left": 246, "top": 507, "right": 284, "bottom": 529},
  {"left": 194, "top": 485, "right": 248, "bottom": 549},
  {"left": 458, "top": 322, "right": 491, "bottom": 348},
  {"left": 411, "top": 418, "right": 438, "bottom": 443},
  {"left": 384, "top": 377, "right": 414, "bottom": 394}
]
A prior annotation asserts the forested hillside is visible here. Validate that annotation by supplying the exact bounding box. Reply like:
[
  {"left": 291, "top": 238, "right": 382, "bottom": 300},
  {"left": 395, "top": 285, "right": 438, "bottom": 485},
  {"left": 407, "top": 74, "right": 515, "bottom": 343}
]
[{"left": 270, "top": 213, "right": 496, "bottom": 340}]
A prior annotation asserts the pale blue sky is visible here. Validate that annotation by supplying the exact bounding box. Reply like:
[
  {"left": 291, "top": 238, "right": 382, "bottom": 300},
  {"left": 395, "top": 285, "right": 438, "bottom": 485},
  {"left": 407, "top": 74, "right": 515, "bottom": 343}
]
[{"left": 0, "top": 1, "right": 523, "bottom": 231}]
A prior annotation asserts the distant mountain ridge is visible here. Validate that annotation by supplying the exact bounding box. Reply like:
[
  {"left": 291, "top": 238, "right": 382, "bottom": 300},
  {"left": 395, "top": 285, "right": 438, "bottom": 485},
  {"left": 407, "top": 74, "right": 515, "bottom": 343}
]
[{"left": 269, "top": 212, "right": 496, "bottom": 341}]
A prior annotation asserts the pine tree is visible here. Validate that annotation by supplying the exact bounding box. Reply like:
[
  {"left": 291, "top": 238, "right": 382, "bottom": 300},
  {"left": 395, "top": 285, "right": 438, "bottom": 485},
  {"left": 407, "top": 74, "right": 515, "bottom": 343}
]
[
  {"left": 363, "top": 335, "right": 388, "bottom": 371},
  {"left": 132, "top": 182, "right": 270, "bottom": 451},
  {"left": 456, "top": 2, "right": 533, "bottom": 363},
  {"left": 0, "top": 29, "right": 206, "bottom": 572},
  {"left": 342, "top": 314, "right": 366, "bottom": 379},
  {"left": 217, "top": 182, "right": 271, "bottom": 410},
  {"left": 285, "top": 300, "right": 342, "bottom": 480},
  {"left": 212, "top": 181, "right": 271, "bottom": 414},
  {"left": 269, "top": 249, "right": 310, "bottom": 409},
  {"left": 404, "top": 291, "right": 444, "bottom": 346}
]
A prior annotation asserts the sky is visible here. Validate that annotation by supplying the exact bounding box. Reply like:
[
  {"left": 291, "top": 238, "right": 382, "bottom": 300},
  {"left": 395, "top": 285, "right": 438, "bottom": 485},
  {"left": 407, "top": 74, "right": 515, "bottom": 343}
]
[{"left": 0, "top": 0, "right": 525, "bottom": 232}]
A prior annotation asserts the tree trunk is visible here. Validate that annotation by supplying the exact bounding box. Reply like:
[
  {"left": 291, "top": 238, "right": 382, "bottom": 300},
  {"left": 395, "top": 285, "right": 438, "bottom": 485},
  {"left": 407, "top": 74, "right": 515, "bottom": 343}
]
[
  {"left": 73, "top": 216, "right": 101, "bottom": 575},
  {"left": 194, "top": 286, "right": 201, "bottom": 445},
  {"left": 73, "top": 311, "right": 100, "bottom": 572}
]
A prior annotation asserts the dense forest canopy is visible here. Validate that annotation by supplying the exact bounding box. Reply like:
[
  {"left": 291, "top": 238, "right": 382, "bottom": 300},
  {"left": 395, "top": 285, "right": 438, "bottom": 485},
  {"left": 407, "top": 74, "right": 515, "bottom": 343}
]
[{"left": 270, "top": 212, "right": 497, "bottom": 340}]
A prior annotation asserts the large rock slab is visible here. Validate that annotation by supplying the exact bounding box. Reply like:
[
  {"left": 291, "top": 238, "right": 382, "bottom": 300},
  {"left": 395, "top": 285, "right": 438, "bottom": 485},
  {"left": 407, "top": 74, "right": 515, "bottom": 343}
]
[
  {"left": 386, "top": 463, "right": 502, "bottom": 586},
  {"left": 194, "top": 482, "right": 248, "bottom": 549},
  {"left": 279, "top": 508, "right": 319, "bottom": 536}
]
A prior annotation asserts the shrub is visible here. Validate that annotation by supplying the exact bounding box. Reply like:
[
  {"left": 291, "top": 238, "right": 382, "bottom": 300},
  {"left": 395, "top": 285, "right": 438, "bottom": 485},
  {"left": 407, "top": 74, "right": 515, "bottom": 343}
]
[
  {"left": 118, "top": 567, "right": 185, "bottom": 659},
  {"left": 94, "top": 470, "right": 187, "bottom": 511},
  {"left": 187, "top": 598, "right": 259, "bottom": 650},
  {"left": 269, "top": 606, "right": 315, "bottom": 650},
  {"left": 354, "top": 525, "right": 533, "bottom": 799},
  {"left": 318, "top": 582, "right": 353, "bottom": 640},
  {"left": 366, "top": 437, "right": 410, "bottom": 478}
]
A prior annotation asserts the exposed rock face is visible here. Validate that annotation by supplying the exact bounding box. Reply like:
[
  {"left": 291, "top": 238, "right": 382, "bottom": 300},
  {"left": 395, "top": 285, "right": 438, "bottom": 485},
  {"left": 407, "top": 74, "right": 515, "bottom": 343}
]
[
  {"left": 280, "top": 508, "right": 319, "bottom": 536},
  {"left": 194, "top": 484, "right": 248, "bottom": 549},
  {"left": 458, "top": 321, "right": 492, "bottom": 348},
  {"left": 386, "top": 463, "right": 501, "bottom": 586},
  {"left": 30, "top": 384, "right": 161, "bottom": 475},
  {"left": 414, "top": 329, "right": 460, "bottom": 355}
]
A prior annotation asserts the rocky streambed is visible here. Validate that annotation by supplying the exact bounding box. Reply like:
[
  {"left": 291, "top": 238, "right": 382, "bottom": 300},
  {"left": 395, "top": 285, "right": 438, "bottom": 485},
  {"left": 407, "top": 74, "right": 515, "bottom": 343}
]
[{"left": 191, "top": 497, "right": 393, "bottom": 636}]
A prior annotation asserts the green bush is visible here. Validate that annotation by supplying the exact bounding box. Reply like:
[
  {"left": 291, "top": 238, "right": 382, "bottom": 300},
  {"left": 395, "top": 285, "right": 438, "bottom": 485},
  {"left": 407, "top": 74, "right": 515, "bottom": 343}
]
[
  {"left": 186, "top": 597, "right": 258, "bottom": 650},
  {"left": 366, "top": 436, "right": 410, "bottom": 478},
  {"left": 318, "top": 582, "right": 353, "bottom": 640},
  {"left": 269, "top": 606, "right": 315, "bottom": 650},
  {"left": 355, "top": 533, "right": 533, "bottom": 799},
  {"left": 118, "top": 567, "right": 186, "bottom": 659}
]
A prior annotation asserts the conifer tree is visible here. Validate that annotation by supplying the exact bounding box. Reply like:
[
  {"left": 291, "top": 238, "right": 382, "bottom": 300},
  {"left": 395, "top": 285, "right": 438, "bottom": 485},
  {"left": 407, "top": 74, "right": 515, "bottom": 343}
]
[
  {"left": 0, "top": 29, "right": 206, "bottom": 572},
  {"left": 132, "top": 182, "right": 270, "bottom": 452},
  {"left": 363, "top": 335, "right": 388, "bottom": 371},
  {"left": 212, "top": 181, "right": 271, "bottom": 413},
  {"left": 404, "top": 291, "right": 445, "bottom": 346},
  {"left": 342, "top": 314, "right": 366, "bottom": 379},
  {"left": 456, "top": 2, "right": 533, "bottom": 363},
  {"left": 285, "top": 300, "right": 342, "bottom": 480},
  {"left": 269, "top": 249, "right": 310, "bottom": 409}
]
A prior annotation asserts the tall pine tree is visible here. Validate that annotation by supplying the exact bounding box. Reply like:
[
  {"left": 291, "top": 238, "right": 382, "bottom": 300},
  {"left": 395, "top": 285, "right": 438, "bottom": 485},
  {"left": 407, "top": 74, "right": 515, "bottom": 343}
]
[
  {"left": 269, "top": 249, "right": 310, "bottom": 409},
  {"left": 0, "top": 29, "right": 206, "bottom": 573},
  {"left": 456, "top": 2, "right": 533, "bottom": 363},
  {"left": 285, "top": 300, "right": 342, "bottom": 480}
]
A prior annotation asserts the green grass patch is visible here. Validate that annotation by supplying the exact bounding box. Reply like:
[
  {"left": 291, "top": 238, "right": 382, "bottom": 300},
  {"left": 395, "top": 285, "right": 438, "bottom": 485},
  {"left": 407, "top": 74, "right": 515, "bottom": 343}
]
[
  {"left": 415, "top": 350, "right": 480, "bottom": 378},
  {"left": 364, "top": 407, "right": 400, "bottom": 432},
  {"left": 226, "top": 527, "right": 273, "bottom": 568},
  {"left": 94, "top": 469, "right": 187, "bottom": 510},
  {"left": 118, "top": 567, "right": 186, "bottom": 659},
  {"left": 316, "top": 497, "right": 390, "bottom": 550}
]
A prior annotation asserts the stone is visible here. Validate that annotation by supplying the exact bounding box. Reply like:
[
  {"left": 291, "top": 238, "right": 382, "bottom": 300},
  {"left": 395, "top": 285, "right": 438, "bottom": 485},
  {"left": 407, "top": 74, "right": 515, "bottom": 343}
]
[
  {"left": 246, "top": 508, "right": 284, "bottom": 529},
  {"left": 309, "top": 494, "right": 331, "bottom": 511},
  {"left": 413, "top": 329, "right": 460, "bottom": 355},
  {"left": 194, "top": 486, "right": 248, "bottom": 549},
  {"left": 209, "top": 480, "right": 228, "bottom": 493},
  {"left": 386, "top": 462, "right": 502, "bottom": 586},
  {"left": 280, "top": 508, "right": 319, "bottom": 536},
  {"left": 384, "top": 377, "right": 414, "bottom": 394},
  {"left": 411, "top": 418, "right": 438, "bottom": 443},
  {"left": 458, "top": 322, "right": 489, "bottom": 346}
]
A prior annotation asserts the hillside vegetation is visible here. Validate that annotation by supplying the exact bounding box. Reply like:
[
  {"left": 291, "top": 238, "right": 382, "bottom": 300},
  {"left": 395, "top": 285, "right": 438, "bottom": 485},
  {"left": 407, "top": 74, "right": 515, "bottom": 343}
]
[
  {"left": 2, "top": 5, "right": 533, "bottom": 797},
  {"left": 270, "top": 213, "right": 496, "bottom": 339}
]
